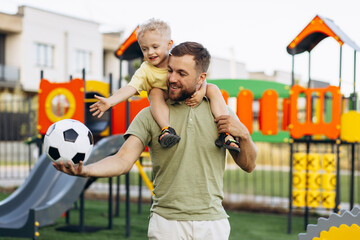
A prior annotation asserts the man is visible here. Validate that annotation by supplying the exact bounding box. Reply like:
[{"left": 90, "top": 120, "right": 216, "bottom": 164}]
[{"left": 54, "top": 41, "right": 257, "bottom": 239}]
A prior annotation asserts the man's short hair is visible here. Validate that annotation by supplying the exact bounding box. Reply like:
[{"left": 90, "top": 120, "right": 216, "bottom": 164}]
[
  {"left": 170, "top": 42, "right": 211, "bottom": 73},
  {"left": 137, "top": 18, "right": 171, "bottom": 40}
]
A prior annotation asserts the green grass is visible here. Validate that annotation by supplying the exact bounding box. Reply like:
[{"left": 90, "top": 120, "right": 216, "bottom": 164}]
[
  {"left": 228, "top": 211, "right": 317, "bottom": 240},
  {"left": 0, "top": 192, "right": 315, "bottom": 240}
]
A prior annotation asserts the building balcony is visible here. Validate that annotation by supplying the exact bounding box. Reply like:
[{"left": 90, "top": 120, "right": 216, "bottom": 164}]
[
  {"left": 0, "top": 11, "right": 22, "bottom": 33},
  {"left": 0, "top": 64, "right": 20, "bottom": 88}
]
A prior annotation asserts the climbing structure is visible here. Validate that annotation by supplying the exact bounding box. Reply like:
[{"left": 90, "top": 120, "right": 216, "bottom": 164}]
[{"left": 286, "top": 15, "right": 360, "bottom": 234}]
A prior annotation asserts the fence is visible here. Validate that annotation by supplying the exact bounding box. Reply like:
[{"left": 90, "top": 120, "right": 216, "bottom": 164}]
[
  {"left": 224, "top": 142, "right": 360, "bottom": 211},
  {"left": 0, "top": 97, "right": 38, "bottom": 184},
  {"left": 1, "top": 97, "right": 359, "bottom": 213},
  {"left": 85, "top": 141, "right": 360, "bottom": 213}
]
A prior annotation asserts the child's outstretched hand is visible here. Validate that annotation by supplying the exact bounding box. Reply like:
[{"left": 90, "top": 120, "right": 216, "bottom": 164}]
[{"left": 89, "top": 95, "right": 111, "bottom": 118}]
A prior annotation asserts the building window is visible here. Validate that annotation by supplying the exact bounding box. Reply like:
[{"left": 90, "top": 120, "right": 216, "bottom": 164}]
[
  {"left": 75, "top": 50, "right": 91, "bottom": 73},
  {"left": 35, "top": 43, "right": 53, "bottom": 68}
]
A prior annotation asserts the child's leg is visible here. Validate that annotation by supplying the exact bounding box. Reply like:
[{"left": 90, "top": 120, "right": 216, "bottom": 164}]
[
  {"left": 206, "top": 84, "right": 240, "bottom": 152},
  {"left": 149, "top": 88, "right": 169, "bottom": 129},
  {"left": 148, "top": 88, "right": 180, "bottom": 148}
]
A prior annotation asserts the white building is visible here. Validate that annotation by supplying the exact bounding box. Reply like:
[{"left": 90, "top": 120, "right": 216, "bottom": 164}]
[
  {"left": 208, "top": 56, "right": 249, "bottom": 79},
  {"left": 0, "top": 5, "right": 122, "bottom": 94},
  {"left": 0, "top": 5, "right": 296, "bottom": 97}
]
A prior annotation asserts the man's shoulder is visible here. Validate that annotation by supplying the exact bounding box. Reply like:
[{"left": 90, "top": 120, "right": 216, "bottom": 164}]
[
  {"left": 125, "top": 106, "right": 154, "bottom": 144},
  {"left": 132, "top": 106, "right": 158, "bottom": 127},
  {"left": 136, "top": 106, "right": 152, "bottom": 117},
  {"left": 126, "top": 106, "right": 153, "bottom": 133}
]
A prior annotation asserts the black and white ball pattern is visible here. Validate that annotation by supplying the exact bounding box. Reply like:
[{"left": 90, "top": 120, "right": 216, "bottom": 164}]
[{"left": 44, "top": 119, "right": 94, "bottom": 167}]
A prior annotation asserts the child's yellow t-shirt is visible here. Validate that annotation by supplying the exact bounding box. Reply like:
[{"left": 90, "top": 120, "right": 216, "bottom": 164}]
[{"left": 128, "top": 61, "right": 168, "bottom": 94}]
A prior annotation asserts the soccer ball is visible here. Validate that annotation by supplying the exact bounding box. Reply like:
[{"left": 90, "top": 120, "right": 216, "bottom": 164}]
[{"left": 44, "top": 119, "right": 94, "bottom": 167}]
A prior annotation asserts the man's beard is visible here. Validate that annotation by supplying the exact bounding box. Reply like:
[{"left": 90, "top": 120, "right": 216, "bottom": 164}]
[{"left": 168, "top": 83, "right": 196, "bottom": 102}]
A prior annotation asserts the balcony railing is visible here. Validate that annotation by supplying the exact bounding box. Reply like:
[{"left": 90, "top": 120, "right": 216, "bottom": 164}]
[{"left": 0, "top": 64, "right": 20, "bottom": 83}]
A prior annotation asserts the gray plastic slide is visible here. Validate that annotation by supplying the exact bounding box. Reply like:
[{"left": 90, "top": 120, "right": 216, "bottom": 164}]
[{"left": 0, "top": 134, "right": 125, "bottom": 239}]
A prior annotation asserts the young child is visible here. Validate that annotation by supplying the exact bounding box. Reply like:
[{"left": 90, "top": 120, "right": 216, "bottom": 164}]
[{"left": 90, "top": 18, "right": 240, "bottom": 152}]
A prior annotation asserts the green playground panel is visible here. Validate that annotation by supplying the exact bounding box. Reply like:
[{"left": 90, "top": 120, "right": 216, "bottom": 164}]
[
  {"left": 208, "top": 79, "right": 291, "bottom": 143},
  {"left": 208, "top": 79, "right": 290, "bottom": 99},
  {"left": 251, "top": 131, "right": 290, "bottom": 143}
]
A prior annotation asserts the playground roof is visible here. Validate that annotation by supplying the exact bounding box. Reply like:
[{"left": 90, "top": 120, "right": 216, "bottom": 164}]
[
  {"left": 114, "top": 26, "right": 143, "bottom": 60},
  {"left": 287, "top": 15, "right": 360, "bottom": 55}
]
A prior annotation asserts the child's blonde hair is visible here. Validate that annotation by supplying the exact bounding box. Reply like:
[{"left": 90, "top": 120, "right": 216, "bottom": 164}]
[{"left": 137, "top": 18, "right": 171, "bottom": 40}]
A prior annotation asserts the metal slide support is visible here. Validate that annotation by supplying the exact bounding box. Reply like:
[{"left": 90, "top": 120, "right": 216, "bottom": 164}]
[
  {"left": 138, "top": 157, "right": 143, "bottom": 214},
  {"left": 80, "top": 69, "right": 86, "bottom": 233},
  {"left": 108, "top": 73, "right": 114, "bottom": 229},
  {"left": 108, "top": 177, "right": 113, "bottom": 229},
  {"left": 116, "top": 59, "right": 123, "bottom": 217},
  {"left": 125, "top": 98, "right": 131, "bottom": 238},
  {"left": 115, "top": 176, "right": 120, "bottom": 217},
  {"left": 125, "top": 173, "right": 130, "bottom": 237}
]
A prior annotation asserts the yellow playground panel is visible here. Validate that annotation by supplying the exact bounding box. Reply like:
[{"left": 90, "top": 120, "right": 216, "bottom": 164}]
[
  {"left": 292, "top": 153, "right": 336, "bottom": 209},
  {"left": 341, "top": 111, "right": 360, "bottom": 142}
]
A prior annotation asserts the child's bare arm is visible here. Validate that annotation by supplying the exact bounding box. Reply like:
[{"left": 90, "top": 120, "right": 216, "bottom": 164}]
[
  {"left": 206, "top": 83, "right": 229, "bottom": 118},
  {"left": 185, "top": 80, "right": 207, "bottom": 107},
  {"left": 148, "top": 88, "right": 169, "bottom": 129},
  {"left": 90, "top": 85, "right": 137, "bottom": 118}
]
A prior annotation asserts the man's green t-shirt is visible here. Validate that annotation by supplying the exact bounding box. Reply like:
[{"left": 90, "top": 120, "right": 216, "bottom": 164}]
[{"left": 125, "top": 99, "right": 233, "bottom": 221}]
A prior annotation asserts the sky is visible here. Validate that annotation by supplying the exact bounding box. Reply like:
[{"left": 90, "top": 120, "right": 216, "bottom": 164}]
[{"left": 2, "top": 0, "right": 360, "bottom": 95}]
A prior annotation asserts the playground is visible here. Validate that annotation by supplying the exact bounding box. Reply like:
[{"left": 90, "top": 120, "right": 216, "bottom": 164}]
[{"left": 1, "top": 14, "right": 360, "bottom": 240}]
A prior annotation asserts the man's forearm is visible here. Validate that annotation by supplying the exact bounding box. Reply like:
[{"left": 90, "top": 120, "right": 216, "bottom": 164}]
[
  {"left": 231, "top": 133, "right": 257, "bottom": 173},
  {"left": 53, "top": 135, "right": 144, "bottom": 178},
  {"left": 84, "top": 154, "right": 133, "bottom": 178},
  {"left": 85, "top": 135, "right": 144, "bottom": 177}
]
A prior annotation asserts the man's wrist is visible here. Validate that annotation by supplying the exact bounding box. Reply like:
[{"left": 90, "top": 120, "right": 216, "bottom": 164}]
[
  {"left": 239, "top": 131, "right": 250, "bottom": 142},
  {"left": 81, "top": 165, "right": 90, "bottom": 178}
]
